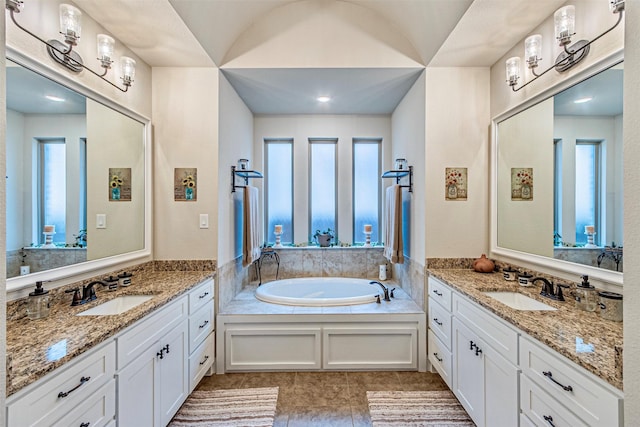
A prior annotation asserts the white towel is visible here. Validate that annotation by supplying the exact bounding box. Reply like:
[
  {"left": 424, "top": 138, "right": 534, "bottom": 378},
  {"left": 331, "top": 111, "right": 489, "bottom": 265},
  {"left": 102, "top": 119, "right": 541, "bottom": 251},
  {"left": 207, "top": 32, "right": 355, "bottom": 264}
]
[
  {"left": 243, "top": 186, "right": 262, "bottom": 267},
  {"left": 384, "top": 184, "right": 404, "bottom": 264}
]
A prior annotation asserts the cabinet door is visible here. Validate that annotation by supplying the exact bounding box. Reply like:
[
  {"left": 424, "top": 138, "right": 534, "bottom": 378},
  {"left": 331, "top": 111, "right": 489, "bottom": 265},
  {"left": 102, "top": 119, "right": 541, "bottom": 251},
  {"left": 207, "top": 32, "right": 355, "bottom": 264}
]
[
  {"left": 452, "top": 318, "right": 484, "bottom": 427},
  {"left": 159, "top": 320, "right": 189, "bottom": 426},
  {"left": 484, "top": 340, "right": 518, "bottom": 427},
  {"left": 117, "top": 345, "right": 158, "bottom": 427}
]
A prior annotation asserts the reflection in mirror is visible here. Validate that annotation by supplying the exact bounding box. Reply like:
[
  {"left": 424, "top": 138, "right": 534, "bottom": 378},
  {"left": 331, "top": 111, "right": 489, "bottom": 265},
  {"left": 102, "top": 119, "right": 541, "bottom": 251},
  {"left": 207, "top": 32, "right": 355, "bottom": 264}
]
[
  {"left": 6, "top": 59, "right": 145, "bottom": 279},
  {"left": 497, "top": 62, "right": 623, "bottom": 273}
]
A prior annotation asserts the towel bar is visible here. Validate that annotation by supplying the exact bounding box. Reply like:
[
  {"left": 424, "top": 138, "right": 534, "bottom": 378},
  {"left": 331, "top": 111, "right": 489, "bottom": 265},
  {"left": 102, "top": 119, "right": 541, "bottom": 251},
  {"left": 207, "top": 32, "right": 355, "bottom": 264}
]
[
  {"left": 382, "top": 165, "right": 413, "bottom": 192},
  {"left": 231, "top": 165, "right": 263, "bottom": 192}
]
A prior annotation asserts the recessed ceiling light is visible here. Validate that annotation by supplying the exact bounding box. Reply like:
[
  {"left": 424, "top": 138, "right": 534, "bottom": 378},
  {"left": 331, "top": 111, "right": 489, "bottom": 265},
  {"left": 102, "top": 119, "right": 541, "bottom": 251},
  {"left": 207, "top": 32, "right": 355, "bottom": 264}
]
[
  {"left": 574, "top": 97, "right": 593, "bottom": 104},
  {"left": 45, "top": 95, "right": 65, "bottom": 102},
  {"left": 317, "top": 96, "right": 331, "bottom": 103}
]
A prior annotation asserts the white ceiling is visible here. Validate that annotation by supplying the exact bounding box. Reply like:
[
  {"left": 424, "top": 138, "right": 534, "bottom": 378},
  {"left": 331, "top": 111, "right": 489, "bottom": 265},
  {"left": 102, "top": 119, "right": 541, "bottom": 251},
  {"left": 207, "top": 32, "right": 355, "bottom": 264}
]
[
  {"left": 68, "top": 0, "right": 570, "bottom": 114},
  {"left": 554, "top": 66, "right": 623, "bottom": 116}
]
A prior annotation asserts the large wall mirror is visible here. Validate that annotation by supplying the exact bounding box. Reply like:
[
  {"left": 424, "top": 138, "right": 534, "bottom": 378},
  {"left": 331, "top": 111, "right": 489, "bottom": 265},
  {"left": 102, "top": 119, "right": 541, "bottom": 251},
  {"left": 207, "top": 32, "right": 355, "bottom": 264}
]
[
  {"left": 493, "top": 54, "right": 623, "bottom": 285},
  {"left": 5, "top": 52, "right": 150, "bottom": 291}
]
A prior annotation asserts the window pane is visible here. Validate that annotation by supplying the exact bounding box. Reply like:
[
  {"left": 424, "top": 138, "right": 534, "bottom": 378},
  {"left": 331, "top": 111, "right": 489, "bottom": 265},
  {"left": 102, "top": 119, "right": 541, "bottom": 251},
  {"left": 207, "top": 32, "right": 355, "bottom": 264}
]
[
  {"left": 310, "top": 141, "right": 336, "bottom": 242},
  {"left": 42, "top": 142, "right": 66, "bottom": 243},
  {"left": 553, "top": 140, "right": 562, "bottom": 246},
  {"left": 266, "top": 140, "right": 293, "bottom": 244},
  {"left": 353, "top": 141, "right": 380, "bottom": 243},
  {"left": 575, "top": 143, "right": 598, "bottom": 245}
]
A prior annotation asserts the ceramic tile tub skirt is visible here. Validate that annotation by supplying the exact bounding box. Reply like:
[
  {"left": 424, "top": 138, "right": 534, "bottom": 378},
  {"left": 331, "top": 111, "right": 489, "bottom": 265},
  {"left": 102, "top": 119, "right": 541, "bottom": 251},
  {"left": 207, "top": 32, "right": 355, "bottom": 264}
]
[
  {"left": 367, "top": 390, "right": 475, "bottom": 426},
  {"left": 168, "top": 387, "right": 278, "bottom": 427}
]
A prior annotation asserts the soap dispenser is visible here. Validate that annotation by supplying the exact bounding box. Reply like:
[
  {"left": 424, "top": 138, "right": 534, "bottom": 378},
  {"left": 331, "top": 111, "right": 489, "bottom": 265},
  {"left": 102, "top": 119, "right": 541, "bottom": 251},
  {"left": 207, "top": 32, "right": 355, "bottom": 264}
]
[
  {"left": 27, "top": 281, "right": 50, "bottom": 320},
  {"left": 575, "top": 275, "right": 597, "bottom": 312}
]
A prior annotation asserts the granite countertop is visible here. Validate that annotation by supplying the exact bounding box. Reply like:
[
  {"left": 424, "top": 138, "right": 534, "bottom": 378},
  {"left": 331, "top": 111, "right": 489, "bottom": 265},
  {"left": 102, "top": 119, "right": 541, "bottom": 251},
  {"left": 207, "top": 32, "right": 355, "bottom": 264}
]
[
  {"left": 6, "top": 270, "right": 214, "bottom": 397},
  {"left": 428, "top": 269, "right": 623, "bottom": 391}
]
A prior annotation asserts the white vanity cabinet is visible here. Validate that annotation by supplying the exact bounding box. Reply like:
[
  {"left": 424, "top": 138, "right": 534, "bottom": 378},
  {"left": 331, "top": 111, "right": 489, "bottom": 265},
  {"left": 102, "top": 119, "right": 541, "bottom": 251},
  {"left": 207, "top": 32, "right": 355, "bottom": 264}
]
[
  {"left": 187, "top": 279, "right": 215, "bottom": 392},
  {"left": 451, "top": 294, "right": 519, "bottom": 427},
  {"left": 6, "top": 340, "right": 116, "bottom": 427},
  {"left": 116, "top": 295, "right": 189, "bottom": 427},
  {"left": 519, "top": 335, "right": 623, "bottom": 427},
  {"left": 427, "top": 279, "right": 453, "bottom": 388}
]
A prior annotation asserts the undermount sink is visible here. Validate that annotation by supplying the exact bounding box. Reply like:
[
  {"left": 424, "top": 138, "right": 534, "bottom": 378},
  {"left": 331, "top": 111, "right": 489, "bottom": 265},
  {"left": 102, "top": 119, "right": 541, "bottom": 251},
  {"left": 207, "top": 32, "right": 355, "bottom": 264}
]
[
  {"left": 76, "top": 295, "right": 154, "bottom": 316},
  {"left": 483, "top": 292, "right": 557, "bottom": 311}
]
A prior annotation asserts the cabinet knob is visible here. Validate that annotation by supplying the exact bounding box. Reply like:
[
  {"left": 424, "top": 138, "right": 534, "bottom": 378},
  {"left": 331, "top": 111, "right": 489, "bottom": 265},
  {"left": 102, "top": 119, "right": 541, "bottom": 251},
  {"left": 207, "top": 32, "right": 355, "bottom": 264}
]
[
  {"left": 433, "top": 352, "right": 443, "bottom": 363},
  {"left": 433, "top": 318, "right": 443, "bottom": 326},
  {"left": 199, "top": 320, "right": 210, "bottom": 329},
  {"left": 57, "top": 376, "right": 90, "bottom": 399},
  {"left": 542, "top": 371, "right": 573, "bottom": 392},
  {"left": 543, "top": 415, "right": 556, "bottom": 427},
  {"left": 199, "top": 355, "right": 210, "bottom": 366},
  {"left": 432, "top": 289, "right": 443, "bottom": 297},
  {"left": 80, "top": 423, "right": 90, "bottom": 427},
  {"left": 199, "top": 292, "right": 209, "bottom": 299}
]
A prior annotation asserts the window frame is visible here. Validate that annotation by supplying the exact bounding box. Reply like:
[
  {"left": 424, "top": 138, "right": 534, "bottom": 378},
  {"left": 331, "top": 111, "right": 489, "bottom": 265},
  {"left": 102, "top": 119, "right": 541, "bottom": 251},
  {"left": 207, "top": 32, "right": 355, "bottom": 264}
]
[
  {"left": 352, "top": 138, "right": 382, "bottom": 244},
  {"left": 264, "top": 138, "right": 294, "bottom": 244},
  {"left": 308, "top": 138, "right": 338, "bottom": 242}
]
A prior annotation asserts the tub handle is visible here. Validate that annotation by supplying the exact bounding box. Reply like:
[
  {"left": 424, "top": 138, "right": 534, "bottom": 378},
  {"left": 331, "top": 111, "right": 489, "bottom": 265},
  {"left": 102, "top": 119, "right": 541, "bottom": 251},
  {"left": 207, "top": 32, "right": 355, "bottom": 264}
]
[{"left": 376, "top": 295, "right": 381, "bottom": 304}]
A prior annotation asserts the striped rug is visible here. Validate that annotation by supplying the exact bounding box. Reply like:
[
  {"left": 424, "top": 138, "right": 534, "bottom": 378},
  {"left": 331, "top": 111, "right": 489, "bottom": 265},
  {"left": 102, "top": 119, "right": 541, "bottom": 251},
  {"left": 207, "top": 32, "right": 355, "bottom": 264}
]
[
  {"left": 367, "top": 390, "right": 476, "bottom": 426},
  {"left": 169, "top": 387, "right": 279, "bottom": 427}
]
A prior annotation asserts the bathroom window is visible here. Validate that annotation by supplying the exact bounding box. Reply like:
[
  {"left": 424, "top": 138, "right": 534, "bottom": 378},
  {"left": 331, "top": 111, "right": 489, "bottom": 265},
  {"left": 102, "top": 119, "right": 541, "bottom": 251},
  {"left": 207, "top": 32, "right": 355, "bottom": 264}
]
[
  {"left": 79, "top": 138, "right": 87, "bottom": 233},
  {"left": 265, "top": 139, "right": 294, "bottom": 244},
  {"left": 38, "top": 139, "right": 66, "bottom": 244},
  {"left": 309, "top": 138, "right": 337, "bottom": 241},
  {"left": 353, "top": 138, "right": 381, "bottom": 244},
  {"left": 575, "top": 141, "right": 601, "bottom": 245}
]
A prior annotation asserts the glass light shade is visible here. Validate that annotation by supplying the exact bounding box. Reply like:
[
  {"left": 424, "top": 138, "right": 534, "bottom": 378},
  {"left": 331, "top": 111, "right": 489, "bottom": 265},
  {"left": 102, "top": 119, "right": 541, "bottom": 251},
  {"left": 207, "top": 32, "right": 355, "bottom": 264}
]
[
  {"left": 505, "top": 57, "right": 521, "bottom": 86},
  {"left": 524, "top": 34, "right": 542, "bottom": 66},
  {"left": 59, "top": 4, "right": 82, "bottom": 40},
  {"left": 97, "top": 34, "right": 115, "bottom": 60},
  {"left": 120, "top": 56, "right": 136, "bottom": 82},
  {"left": 554, "top": 5, "right": 575, "bottom": 45}
]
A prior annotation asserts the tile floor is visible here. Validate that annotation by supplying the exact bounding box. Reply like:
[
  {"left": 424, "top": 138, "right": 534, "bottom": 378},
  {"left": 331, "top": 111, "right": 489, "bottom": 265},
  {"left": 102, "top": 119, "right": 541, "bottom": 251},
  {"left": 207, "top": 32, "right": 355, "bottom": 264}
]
[{"left": 196, "top": 371, "right": 450, "bottom": 426}]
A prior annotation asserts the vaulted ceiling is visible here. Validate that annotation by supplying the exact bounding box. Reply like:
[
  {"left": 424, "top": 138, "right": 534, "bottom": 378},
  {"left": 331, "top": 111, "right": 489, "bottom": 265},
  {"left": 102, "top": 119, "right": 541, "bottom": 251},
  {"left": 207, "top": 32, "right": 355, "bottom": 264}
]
[{"left": 70, "top": 0, "right": 567, "bottom": 114}]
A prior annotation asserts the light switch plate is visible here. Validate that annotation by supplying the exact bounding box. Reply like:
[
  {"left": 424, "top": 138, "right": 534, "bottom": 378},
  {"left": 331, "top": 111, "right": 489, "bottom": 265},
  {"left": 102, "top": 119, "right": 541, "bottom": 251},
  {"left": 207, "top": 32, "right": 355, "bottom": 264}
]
[
  {"left": 96, "top": 214, "right": 107, "bottom": 229},
  {"left": 200, "top": 214, "right": 209, "bottom": 229}
]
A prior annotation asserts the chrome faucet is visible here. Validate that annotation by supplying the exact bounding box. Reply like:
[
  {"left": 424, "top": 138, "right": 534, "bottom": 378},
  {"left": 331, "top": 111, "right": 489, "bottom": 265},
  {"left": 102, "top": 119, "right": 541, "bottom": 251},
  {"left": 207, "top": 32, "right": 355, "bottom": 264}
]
[{"left": 370, "top": 281, "right": 391, "bottom": 302}]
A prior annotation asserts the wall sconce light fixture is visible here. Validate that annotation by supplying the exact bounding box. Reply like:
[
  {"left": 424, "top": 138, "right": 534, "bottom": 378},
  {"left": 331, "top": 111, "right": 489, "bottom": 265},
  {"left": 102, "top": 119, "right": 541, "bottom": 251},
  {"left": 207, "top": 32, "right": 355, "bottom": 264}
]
[
  {"left": 507, "top": 0, "right": 624, "bottom": 92},
  {"left": 5, "top": 0, "right": 135, "bottom": 92}
]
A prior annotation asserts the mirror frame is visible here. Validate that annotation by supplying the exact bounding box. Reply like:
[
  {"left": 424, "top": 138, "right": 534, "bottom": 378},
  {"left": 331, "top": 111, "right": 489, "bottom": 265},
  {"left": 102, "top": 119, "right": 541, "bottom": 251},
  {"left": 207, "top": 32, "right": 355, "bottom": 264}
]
[
  {"left": 6, "top": 46, "right": 152, "bottom": 293},
  {"left": 490, "top": 49, "right": 624, "bottom": 286}
]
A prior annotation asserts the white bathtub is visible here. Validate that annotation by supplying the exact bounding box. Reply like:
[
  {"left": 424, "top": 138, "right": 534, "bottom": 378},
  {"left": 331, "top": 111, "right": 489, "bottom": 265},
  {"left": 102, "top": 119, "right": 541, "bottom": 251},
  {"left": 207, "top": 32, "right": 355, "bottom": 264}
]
[{"left": 255, "top": 277, "right": 381, "bottom": 306}]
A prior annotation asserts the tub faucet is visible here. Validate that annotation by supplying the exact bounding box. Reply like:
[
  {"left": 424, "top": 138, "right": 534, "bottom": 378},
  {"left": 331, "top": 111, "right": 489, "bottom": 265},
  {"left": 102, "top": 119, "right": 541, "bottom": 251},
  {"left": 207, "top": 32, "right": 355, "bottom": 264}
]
[{"left": 370, "top": 281, "right": 391, "bottom": 302}]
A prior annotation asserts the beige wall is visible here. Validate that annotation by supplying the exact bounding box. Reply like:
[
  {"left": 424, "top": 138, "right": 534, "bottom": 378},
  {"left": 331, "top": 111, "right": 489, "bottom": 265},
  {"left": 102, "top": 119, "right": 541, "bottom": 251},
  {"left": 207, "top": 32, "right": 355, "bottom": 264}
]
[
  {"left": 218, "top": 73, "right": 255, "bottom": 265},
  {"left": 152, "top": 67, "right": 219, "bottom": 261},
  {"left": 425, "top": 67, "right": 491, "bottom": 259},
  {"left": 391, "top": 73, "right": 425, "bottom": 261},
  {"left": 624, "top": 1, "right": 640, "bottom": 420},
  {"left": 86, "top": 100, "right": 144, "bottom": 260},
  {"left": 5, "top": 109, "right": 24, "bottom": 251}
]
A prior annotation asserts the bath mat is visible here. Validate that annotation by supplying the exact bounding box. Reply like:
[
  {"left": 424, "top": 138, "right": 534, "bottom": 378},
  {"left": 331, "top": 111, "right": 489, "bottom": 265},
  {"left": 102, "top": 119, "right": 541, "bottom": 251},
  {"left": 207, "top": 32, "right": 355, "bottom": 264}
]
[
  {"left": 168, "top": 387, "right": 279, "bottom": 427},
  {"left": 367, "top": 390, "right": 475, "bottom": 426}
]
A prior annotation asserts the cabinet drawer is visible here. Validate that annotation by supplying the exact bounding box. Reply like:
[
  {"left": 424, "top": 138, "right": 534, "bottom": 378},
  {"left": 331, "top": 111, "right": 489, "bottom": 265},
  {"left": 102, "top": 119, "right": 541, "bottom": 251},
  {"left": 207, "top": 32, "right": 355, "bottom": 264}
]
[
  {"left": 453, "top": 294, "right": 518, "bottom": 365},
  {"left": 428, "top": 297, "right": 452, "bottom": 349},
  {"left": 189, "top": 332, "right": 215, "bottom": 392},
  {"left": 520, "top": 336, "right": 623, "bottom": 427},
  {"left": 521, "top": 373, "right": 589, "bottom": 427},
  {"left": 189, "top": 302, "right": 214, "bottom": 352},
  {"left": 117, "top": 296, "right": 188, "bottom": 368},
  {"left": 189, "top": 279, "right": 214, "bottom": 314},
  {"left": 53, "top": 379, "right": 116, "bottom": 427},
  {"left": 428, "top": 330, "right": 452, "bottom": 389},
  {"left": 7, "top": 341, "right": 116, "bottom": 427},
  {"left": 428, "top": 277, "right": 452, "bottom": 312}
]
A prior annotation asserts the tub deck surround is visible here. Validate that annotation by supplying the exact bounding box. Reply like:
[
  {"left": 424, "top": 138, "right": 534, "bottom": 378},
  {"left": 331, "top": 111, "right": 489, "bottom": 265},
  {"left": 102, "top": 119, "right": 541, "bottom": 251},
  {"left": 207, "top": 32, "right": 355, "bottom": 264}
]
[
  {"left": 5, "top": 267, "right": 214, "bottom": 396},
  {"left": 222, "top": 281, "right": 422, "bottom": 315},
  {"left": 428, "top": 268, "right": 623, "bottom": 391}
]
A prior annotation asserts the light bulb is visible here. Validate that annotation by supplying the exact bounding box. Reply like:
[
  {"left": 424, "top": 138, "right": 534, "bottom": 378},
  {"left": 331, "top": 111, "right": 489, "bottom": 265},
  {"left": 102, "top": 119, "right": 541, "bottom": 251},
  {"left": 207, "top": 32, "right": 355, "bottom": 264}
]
[
  {"left": 97, "top": 34, "right": 115, "bottom": 64},
  {"left": 120, "top": 56, "right": 136, "bottom": 87},
  {"left": 506, "top": 57, "right": 521, "bottom": 87},
  {"left": 524, "top": 34, "right": 542, "bottom": 68},
  {"left": 59, "top": 4, "right": 82, "bottom": 45},
  {"left": 554, "top": 5, "right": 575, "bottom": 46}
]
